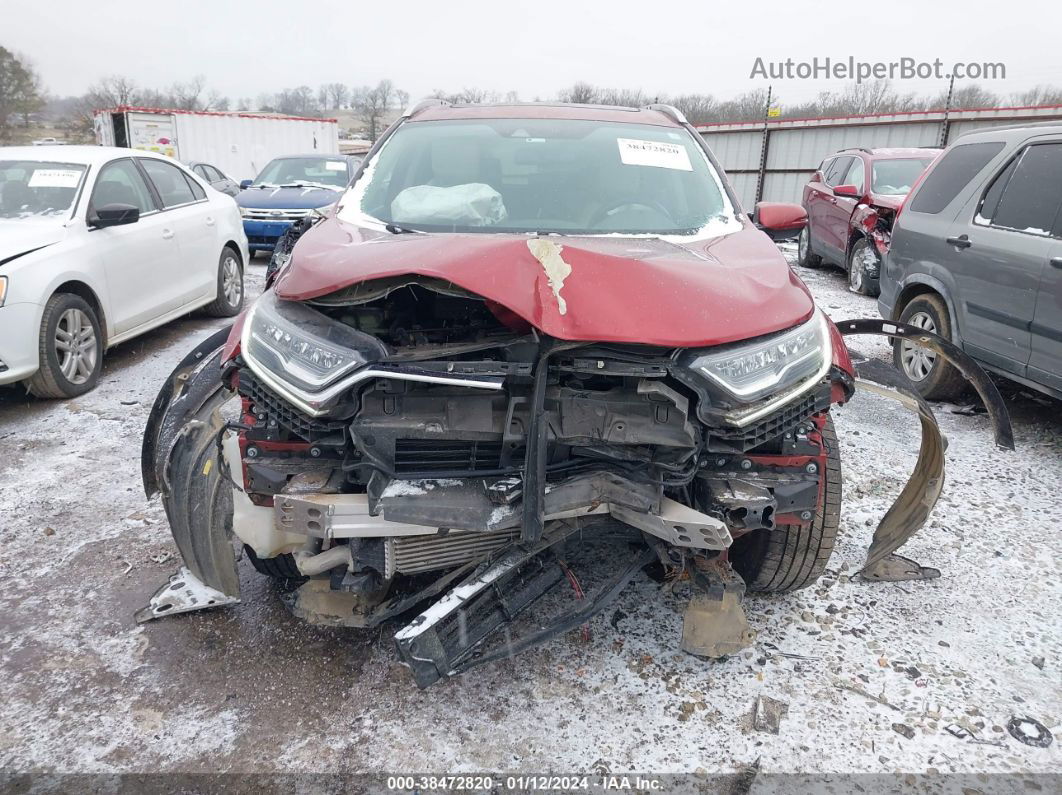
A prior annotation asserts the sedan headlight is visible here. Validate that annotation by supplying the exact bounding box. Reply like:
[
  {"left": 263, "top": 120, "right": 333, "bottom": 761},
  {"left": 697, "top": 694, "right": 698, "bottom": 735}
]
[
  {"left": 241, "top": 290, "right": 386, "bottom": 414},
  {"left": 239, "top": 207, "right": 254, "bottom": 217},
  {"left": 679, "top": 310, "right": 832, "bottom": 426}
]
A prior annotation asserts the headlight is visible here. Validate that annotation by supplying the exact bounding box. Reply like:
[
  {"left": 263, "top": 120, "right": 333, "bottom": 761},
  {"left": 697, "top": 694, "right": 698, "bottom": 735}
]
[
  {"left": 0, "top": 276, "right": 7, "bottom": 307},
  {"left": 679, "top": 307, "right": 828, "bottom": 411},
  {"left": 241, "top": 290, "right": 386, "bottom": 414},
  {"left": 239, "top": 207, "right": 253, "bottom": 217}
]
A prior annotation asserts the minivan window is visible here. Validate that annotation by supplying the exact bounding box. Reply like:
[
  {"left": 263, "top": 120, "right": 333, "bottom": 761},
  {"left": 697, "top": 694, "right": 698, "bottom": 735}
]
[
  {"left": 975, "top": 143, "right": 1062, "bottom": 236},
  {"left": 909, "top": 141, "right": 1005, "bottom": 214}
]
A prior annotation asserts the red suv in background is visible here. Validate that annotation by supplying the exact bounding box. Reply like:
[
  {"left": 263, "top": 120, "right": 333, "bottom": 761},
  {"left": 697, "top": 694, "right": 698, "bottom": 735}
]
[{"left": 798, "top": 147, "right": 937, "bottom": 296}]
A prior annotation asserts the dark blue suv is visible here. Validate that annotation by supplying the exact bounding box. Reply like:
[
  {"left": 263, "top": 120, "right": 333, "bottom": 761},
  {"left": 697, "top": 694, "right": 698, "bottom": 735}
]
[{"left": 237, "top": 154, "right": 361, "bottom": 252}]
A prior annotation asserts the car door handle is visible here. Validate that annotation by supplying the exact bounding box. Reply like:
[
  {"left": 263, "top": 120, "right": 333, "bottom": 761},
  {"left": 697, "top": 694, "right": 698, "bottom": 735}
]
[
  {"left": 205, "top": 216, "right": 216, "bottom": 227},
  {"left": 162, "top": 229, "right": 175, "bottom": 240},
  {"left": 1051, "top": 257, "right": 1062, "bottom": 269},
  {"left": 946, "top": 235, "right": 972, "bottom": 249}
]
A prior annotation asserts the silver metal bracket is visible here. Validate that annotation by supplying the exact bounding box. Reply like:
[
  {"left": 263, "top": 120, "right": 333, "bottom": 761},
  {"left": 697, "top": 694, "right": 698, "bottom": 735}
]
[{"left": 134, "top": 567, "right": 241, "bottom": 624}]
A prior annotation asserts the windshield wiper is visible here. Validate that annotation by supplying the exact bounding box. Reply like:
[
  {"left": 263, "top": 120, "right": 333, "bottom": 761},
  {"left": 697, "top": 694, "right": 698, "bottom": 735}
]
[{"left": 385, "top": 222, "right": 420, "bottom": 234}]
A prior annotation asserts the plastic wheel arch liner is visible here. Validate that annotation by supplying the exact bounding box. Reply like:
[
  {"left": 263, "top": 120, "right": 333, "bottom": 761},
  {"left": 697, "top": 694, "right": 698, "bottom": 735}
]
[
  {"left": 142, "top": 326, "right": 241, "bottom": 599},
  {"left": 838, "top": 318, "right": 1014, "bottom": 574}
]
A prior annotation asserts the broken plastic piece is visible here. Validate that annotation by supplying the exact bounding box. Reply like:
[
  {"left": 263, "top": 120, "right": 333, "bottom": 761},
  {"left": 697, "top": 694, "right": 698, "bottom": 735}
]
[
  {"left": 681, "top": 558, "right": 754, "bottom": 658},
  {"left": 861, "top": 553, "right": 941, "bottom": 582},
  {"left": 135, "top": 566, "right": 240, "bottom": 624}
]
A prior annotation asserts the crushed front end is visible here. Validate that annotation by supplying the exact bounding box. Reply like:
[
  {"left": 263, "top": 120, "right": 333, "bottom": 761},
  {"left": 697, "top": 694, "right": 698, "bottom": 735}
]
[{"left": 141, "top": 268, "right": 864, "bottom": 686}]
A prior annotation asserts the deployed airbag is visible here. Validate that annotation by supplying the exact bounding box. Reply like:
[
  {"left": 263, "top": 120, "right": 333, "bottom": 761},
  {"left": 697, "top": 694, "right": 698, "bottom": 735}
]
[{"left": 390, "top": 183, "right": 507, "bottom": 226}]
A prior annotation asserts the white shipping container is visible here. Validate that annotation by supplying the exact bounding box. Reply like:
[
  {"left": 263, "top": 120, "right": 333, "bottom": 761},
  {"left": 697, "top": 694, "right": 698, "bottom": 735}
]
[{"left": 93, "top": 106, "right": 340, "bottom": 182}]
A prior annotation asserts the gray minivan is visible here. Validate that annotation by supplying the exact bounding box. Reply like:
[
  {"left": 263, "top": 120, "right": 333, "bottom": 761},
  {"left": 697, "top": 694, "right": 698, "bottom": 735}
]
[{"left": 879, "top": 123, "right": 1062, "bottom": 400}]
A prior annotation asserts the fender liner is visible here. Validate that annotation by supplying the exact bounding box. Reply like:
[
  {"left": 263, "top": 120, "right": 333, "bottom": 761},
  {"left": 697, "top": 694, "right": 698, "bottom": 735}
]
[
  {"left": 141, "top": 328, "right": 241, "bottom": 603},
  {"left": 838, "top": 318, "right": 1014, "bottom": 577}
]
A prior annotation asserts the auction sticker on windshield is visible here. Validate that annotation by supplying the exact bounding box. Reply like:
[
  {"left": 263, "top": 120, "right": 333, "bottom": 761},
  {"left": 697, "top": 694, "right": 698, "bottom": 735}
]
[
  {"left": 617, "top": 138, "right": 693, "bottom": 171},
  {"left": 325, "top": 161, "right": 347, "bottom": 171},
  {"left": 27, "top": 168, "right": 82, "bottom": 188}
]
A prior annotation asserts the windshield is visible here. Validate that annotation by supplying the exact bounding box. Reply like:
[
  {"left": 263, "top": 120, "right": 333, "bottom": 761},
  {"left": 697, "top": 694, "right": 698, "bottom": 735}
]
[
  {"left": 0, "top": 160, "right": 87, "bottom": 219},
  {"left": 872, "top": 158, "right": 934, "bottom": 196},
  {"left": 252, "top": 157, "right": 351, "bottom": 189},
  {"left": 340, "top": 118, "right": 740, "bottom": 237}
]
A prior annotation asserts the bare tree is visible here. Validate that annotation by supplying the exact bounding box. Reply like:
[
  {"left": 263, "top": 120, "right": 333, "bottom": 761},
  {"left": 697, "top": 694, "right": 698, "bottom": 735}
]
[
  {"left": 1009, "top": 84, "right": 1062, "bottom": 107},
  {"left": 557, "top": 81, "right": 597, "bottom": 104},
  {"left": 927, "top": 83, "right": 999, "bottom": 110},
  {"left": 168, "top": 75, "right": 206, "bottom": 110},
  {"left": 318, "top": 82, "right": 349, "bottom": 109},
  {"left": 274, "top": 85, "right": 320, "bottom": 117},
  {"left": 670, "top": 93, "right": 719, "bottom": 124},
  {"left": 352, "top": 79, "right": 400, "bottom": 141}
]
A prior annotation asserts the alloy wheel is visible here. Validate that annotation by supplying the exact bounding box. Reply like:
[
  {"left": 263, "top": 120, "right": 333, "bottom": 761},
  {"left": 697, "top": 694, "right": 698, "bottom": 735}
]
[
  {"left": 222, "top": 255, "right": 242, "bottom": 308},
  {"left": 899, "top": 311, "right": 937, "bottom": 381},
  {"left": 54, "top": 307, "right": 98, "bottom": 385}
]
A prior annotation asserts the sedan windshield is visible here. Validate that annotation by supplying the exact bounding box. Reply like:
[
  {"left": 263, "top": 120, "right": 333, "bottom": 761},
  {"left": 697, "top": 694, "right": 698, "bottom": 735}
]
[
  {"left": 252, "top": 157, "right": 350, "bottom": 189},
  {"left": 341, "top": 118, "right": 740, "bottom": 236},
  {"left": 0, "top": 160, "right": 87, "bottom": 218},
  {"left": 871, "top": 158, "right": 934, "bottom": 195}
]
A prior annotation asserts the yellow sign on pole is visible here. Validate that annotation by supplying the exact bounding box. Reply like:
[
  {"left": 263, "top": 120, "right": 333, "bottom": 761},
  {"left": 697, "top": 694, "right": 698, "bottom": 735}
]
[{"left": 767, "top": 107, "right": 781, "bottom": 118}]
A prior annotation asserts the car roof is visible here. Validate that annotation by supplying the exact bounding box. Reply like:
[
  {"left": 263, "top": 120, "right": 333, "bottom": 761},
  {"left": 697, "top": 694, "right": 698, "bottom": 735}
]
[
  {"left": 268, "top": 153, "right": 358, "bottom": 160},
  {"left": 957, "top": 121, "right": 1062, "bottom": 141},
  {"left": 834, "top": 147, "right": 940, "bottom": 159},
  {"left": 407, "top": 102, "right": 684, "bottom": 127},
  {"left": 0, "top": 145, "right": 186, "bottom": 166}
]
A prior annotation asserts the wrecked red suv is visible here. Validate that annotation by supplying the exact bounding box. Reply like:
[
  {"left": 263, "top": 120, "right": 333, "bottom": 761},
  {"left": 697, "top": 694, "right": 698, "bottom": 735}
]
[
  {"left": 139, "top": 103, "right": 1008, "bottom": 688},
  {"left": 798, "top": 147, "right": 937, "bottom": 296}
]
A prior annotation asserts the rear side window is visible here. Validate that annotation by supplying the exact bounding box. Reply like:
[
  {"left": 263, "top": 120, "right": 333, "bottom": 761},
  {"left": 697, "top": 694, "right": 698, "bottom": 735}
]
[
  {"left": 909, "top": 141, "right": 1005, "bottom": 214},
  {"left": 139, "top": 158, "right": 197, "bottom": 207},
  {"left": 975, "top": 143, "right": 1062, "bottom": 236},
  {"left": 205, "top": 165, "right": 225, "bottom": 182}
]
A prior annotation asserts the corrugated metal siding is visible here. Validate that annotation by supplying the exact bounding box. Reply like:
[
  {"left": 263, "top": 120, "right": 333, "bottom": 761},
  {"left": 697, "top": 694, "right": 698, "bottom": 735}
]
[{"left": 698, "top": 105, "right": 1062, "bottom": 205}]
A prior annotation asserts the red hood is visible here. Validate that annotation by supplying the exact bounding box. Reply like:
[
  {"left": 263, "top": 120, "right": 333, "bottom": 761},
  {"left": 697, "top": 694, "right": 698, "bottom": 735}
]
[{"left": 272, "top": 217, "right": 815, "bottom": 348}]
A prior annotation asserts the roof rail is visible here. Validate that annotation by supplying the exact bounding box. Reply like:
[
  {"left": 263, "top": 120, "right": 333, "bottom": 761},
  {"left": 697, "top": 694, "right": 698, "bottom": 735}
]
[
  {"left": 402, "top": 98, "right": 450, "bottom": 119},
  {"left": 841, "top": 146, "right": 875, "bottom": 154},
  {"left": 644, "top": 103, "right": 688, "bottom": 125}
]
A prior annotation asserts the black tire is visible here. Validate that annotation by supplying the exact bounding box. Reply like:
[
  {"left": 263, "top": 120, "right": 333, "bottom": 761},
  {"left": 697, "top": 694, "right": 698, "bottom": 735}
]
[
  {"left": 25, "top": 293, "right": 103, "bottom": 399},
  {"left": 203, "top": 246, "right": 244, "bottom": 318},
  {"left": 847, "top": 238, "right": 881, "bottom": 297},
  {"left": 893, "top": 293, "right": 966, "bottom": 401},
  {"left": 245, "top": 545, "right": 306, "bottom": 588},
  {"left": 797, "top": 224, "right": 823, "bottom": 269},
  {"left": 730, "top": 416, "right": 841, "bottom": 593}
]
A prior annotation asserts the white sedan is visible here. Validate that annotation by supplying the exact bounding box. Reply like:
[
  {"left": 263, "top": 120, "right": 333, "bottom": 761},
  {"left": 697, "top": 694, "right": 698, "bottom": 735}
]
[{"left": 0, "top": 146, "right": 249, "bottom": 398}]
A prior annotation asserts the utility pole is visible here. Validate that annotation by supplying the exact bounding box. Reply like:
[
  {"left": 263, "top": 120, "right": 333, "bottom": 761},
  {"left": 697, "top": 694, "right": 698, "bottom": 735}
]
[
  {"left": 755, "top": 85, "right": 773, "bottom": 204},
  {"left": 939, "top": 74, "right": 955, "bottom": 148}
]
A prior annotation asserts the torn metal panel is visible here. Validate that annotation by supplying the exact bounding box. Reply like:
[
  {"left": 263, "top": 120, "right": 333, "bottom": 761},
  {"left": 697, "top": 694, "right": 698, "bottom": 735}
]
[{"left": 135, "top": 567, "right": 240, "bottom": 624}]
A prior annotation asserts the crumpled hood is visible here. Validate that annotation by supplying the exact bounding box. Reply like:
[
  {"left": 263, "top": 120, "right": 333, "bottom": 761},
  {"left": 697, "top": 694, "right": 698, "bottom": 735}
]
[
  {"left": 0, "top": 220, "right": 67, "bottom": 266},
  {"left": 273, "top": 217, "right": 815, "bottom": 348},
  {"left": 868, "top": 194, "right": 904, "bottom": 211},
  {"left": 236, "top": 186, "right": 342, "bottom": 211}
]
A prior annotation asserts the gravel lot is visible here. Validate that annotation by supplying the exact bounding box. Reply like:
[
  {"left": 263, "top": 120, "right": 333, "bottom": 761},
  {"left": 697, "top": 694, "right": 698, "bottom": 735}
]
[{"left": 1, "top": 249, "right": 1058, "bottom": 780}]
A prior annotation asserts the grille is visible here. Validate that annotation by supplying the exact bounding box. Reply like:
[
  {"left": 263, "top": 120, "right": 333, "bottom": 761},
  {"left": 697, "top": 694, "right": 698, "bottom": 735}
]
[
  {"left": 711, "top": 387, "right": 830, "bottom": 450},
  {"left": 393, "top": 439, "right": 525, "bottom": 474},
  {"left": 243, "top": 208, "right": 312, "bottom": 221},
  {"left": 239, "top": 371, "right": 346, "bottom": 442}
]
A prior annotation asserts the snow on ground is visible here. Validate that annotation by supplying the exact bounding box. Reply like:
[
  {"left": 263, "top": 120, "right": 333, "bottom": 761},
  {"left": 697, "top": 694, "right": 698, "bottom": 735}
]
[{"left": 0, "top": 252, "right": 1059, "bottom": 779}]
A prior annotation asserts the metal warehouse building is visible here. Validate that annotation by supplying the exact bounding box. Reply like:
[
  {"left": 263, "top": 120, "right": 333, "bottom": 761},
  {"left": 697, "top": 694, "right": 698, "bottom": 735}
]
[{"left": 697, "top": 103, "right": 1062, "bottom": 208}]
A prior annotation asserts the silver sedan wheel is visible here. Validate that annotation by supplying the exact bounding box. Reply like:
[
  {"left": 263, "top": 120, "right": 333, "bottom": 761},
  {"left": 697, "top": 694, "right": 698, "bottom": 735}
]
[
  {"left": 899, "top": 311, "right": 937, "bottom": 382},
  {"left": 222, "top": 255, "right": 242, "bottom": 307},
  {"left": 54, "top": 308, "right": 98, "bottom": 385}
]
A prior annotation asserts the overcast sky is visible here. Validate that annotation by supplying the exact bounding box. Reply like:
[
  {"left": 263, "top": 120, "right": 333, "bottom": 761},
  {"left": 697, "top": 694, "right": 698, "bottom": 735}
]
[{"left": 7, "top": 0, "right": 1061, "bottom": 105}]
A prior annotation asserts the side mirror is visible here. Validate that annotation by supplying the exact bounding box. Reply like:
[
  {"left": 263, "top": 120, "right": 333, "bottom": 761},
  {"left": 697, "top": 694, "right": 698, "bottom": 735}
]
[
  {"left": 832, "top": 184, "right": 860, "bottom": 197},
  {"left": 812, "top": 170, "right": 824, "bottom": 183},
  {"left": 753, "top": 202, "right": 807, "bottom": 240},
  {"left": 90, "top": 203, "right": 139, "bottom": 228},
  {"left": 239, "top": 179, "right": 253, "bottom": 190}
]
